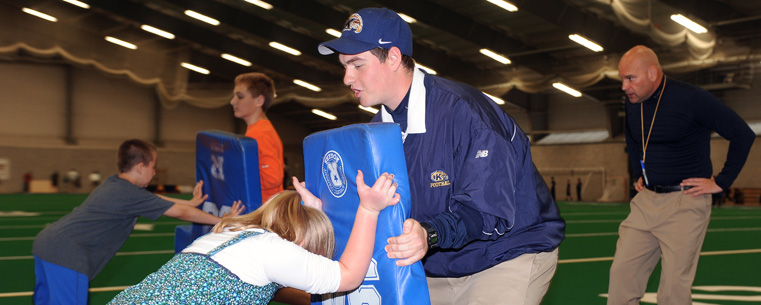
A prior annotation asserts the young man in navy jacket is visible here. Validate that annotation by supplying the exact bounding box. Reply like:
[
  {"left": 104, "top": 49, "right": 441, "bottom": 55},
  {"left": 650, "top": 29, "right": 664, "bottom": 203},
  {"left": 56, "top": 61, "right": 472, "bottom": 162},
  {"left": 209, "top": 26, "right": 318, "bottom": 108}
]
[{"left": 319, "top": 8, "right": 565, "bottom": 305}]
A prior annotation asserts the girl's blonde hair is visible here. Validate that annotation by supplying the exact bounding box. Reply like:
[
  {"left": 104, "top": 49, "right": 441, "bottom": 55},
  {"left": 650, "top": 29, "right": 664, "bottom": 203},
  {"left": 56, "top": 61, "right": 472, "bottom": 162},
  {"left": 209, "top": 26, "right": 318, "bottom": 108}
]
[{"left": 212, "top": 190, "right": 335, "bottom": 258}]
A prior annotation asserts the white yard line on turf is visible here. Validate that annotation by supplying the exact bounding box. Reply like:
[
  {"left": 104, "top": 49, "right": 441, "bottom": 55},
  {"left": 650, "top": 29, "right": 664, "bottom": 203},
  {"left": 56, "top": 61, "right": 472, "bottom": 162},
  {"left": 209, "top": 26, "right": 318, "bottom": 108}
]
[
  {"left": 558, "top": 248, "right": 761, "bottom": 264},
  {"left": 566, "top": 227, "right": 761, "bottom": 237},
  {"left": 0, "top": 232, "right": 176, "bottom": 242},
  {"left": 2, "top": 249, "right": 760, "bottom": 299},
  {"left": 566, "top": 216, "right": 761, "bottom": 224},
  {"left": 558, "top": 211, "right": 629, "bottom": 216},
  {"left": 0, "top": 222, "right": 188, "bottom": 230},
  {"left": 0, "top": 286, "right": 132, "bottom": 298},
  {"left": 0, "top": 250, "right": 175, "bottom": 261}
]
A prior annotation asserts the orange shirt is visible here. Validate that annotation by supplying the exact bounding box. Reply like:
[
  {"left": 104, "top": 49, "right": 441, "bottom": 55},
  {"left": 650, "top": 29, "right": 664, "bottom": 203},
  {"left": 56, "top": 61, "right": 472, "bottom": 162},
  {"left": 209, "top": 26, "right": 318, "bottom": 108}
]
[{"left": 245, "top": 119, "right": 284, "bottom": 203}]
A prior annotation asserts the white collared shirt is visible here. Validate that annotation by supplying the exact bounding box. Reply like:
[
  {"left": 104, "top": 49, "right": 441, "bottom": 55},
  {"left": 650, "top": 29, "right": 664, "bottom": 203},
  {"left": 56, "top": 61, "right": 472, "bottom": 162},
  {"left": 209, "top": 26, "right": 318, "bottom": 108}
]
[{"left": 380, "top": 68, "right": 427, "bottom": 142}]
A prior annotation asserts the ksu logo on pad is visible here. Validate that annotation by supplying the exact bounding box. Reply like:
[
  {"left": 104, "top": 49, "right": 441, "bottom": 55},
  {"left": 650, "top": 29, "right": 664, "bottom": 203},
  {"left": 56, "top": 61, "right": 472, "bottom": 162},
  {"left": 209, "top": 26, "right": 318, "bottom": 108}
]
[
  {"left": 429, "top": 170, "right": 450, "bottom": 188},
  {"left": 210, "top": 155, "right": 224, "bottom": 181},
  {"left": 322, "top": 150, "right": 347, "bottom": 198}
]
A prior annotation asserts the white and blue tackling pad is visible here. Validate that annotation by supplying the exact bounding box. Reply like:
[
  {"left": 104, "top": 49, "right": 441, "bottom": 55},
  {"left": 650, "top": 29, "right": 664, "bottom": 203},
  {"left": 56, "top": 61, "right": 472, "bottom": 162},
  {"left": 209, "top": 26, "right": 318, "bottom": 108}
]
[
  {"left": 174, "top": 130, "right": 263, "bottom": 252},
  {"left": 303, "top": 123, "right": 430, "bottom": 305}
]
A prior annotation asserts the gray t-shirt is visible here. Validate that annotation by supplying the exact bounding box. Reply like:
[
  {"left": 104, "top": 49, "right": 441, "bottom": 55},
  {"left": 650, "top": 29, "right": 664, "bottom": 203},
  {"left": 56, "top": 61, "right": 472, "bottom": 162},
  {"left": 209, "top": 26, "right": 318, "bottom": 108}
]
[{"left": 33, "top": 175, "right": 174, "bottom": 279}]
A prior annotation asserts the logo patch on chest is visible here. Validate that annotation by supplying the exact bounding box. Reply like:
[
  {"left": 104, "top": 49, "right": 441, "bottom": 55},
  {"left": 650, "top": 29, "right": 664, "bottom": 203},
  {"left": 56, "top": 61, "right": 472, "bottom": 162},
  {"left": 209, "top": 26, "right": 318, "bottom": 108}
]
[{"left": 429, "top": 170, "right": 450, "bottom": 188}]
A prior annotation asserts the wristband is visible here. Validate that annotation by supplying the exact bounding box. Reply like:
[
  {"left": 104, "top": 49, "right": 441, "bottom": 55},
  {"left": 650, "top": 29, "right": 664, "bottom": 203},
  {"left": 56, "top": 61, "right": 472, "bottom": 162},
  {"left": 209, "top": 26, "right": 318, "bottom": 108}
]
[{"left": 420, "top": 222, "right": 439, "bottom": 249}]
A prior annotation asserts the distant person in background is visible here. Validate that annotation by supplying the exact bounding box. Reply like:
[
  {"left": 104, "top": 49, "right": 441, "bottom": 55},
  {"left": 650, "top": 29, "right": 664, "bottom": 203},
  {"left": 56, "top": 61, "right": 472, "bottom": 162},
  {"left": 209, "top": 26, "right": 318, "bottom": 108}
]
[
  {"left": 23, "top": 171, "right": 33, "bottom": 193},
  {"left": 576, "top": 178, "right": 582, "bottom": 201},
  {"left": 550, "top": 176, "right": 556, "bottom": 201},
  {"left": 32, "top": 139, "right": 244, "bottom": 305},
  {"left": 734, "top": 188, "right": 745, "bottom": 204},
  {"left": 50, "top": 171, "right": 59, "bottom": 191},
  {"left": 89, "top": 170, "right": 102, "bottom": 187},
  {"left": 66, "top": 168, "right": 81, "bottom": 190},
  {"left": 723, "top": 188, "right": 733, "bottom": 204},
  {"left": 608, "top": 45, "right": 754, "bottom": 305},
  {"left": 565, "top": 179, "right": 572, "bottom": 201},
  {"left": 283, "top": 157, "right": 292, "bottom": 190},
  {"left": 230, "top": 72, "right": 285, "bottom": 203}
]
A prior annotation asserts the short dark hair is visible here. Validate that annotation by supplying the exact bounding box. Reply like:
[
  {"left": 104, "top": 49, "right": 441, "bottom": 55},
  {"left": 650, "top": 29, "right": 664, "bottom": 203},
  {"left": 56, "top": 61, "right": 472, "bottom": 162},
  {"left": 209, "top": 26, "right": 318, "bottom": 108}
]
[
  {"left": 369, "top": 47, "right": 416, "bottom": 71},
  {"left": 234, "top": 72, "right": 276, "bottom": 112},
  {"left": 117, "top": 139, "right": 156, "bottom": 173}
]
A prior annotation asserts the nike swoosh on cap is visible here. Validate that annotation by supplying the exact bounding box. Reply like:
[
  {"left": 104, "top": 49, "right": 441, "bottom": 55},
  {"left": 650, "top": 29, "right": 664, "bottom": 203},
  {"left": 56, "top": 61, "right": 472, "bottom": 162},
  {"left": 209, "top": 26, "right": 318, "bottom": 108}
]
[{"left": 378, "top": 38, "right": 392, "bottom": 44}]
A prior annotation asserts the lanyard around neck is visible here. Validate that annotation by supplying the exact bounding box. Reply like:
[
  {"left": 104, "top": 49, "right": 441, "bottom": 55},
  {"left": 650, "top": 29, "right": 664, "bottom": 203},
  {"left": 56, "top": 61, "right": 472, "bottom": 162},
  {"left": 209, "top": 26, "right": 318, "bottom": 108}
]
[{"left": 640, "top": 76, "right": 666, "bottom": 163}]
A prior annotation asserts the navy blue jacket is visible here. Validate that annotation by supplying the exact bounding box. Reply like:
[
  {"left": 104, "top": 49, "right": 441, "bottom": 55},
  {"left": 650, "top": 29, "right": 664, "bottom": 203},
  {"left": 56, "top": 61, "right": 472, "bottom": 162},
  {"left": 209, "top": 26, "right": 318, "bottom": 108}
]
[
  {"left": 373, "top": 70, "right": 565, "bottom": 277},
  {"left": 625, "top": 76, "right": 754, "bottom": 190}
]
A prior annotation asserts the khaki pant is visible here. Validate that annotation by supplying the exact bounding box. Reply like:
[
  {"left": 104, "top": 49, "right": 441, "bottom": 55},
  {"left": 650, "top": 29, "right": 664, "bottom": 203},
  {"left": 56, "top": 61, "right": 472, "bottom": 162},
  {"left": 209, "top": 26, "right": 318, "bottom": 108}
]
[
  {"left": 608, "top": 189, "right": 711, "bottom": 305},
  {"left": 427, "top": 248, "right": 558, "bottom": 305}
]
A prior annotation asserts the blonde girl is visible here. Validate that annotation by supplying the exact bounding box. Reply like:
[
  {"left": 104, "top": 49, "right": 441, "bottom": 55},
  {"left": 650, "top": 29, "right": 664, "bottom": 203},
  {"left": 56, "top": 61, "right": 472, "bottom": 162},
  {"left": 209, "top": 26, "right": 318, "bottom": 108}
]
[{"left": 109, "top": 170, "right": 399, "bottom": 304}]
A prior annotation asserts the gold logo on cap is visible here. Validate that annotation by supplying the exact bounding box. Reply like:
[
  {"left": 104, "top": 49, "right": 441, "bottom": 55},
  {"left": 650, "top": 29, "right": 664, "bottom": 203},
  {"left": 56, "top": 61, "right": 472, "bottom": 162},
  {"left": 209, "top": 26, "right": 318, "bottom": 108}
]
[{"left": 343, "top": 13, "right": 363, "bottom": 33}]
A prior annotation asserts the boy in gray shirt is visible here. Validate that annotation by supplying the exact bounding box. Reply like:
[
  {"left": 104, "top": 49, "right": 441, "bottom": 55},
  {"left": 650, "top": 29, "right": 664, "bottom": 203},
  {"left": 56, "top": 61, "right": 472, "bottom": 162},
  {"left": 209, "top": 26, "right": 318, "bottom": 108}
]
[{"left": 33, "top": 139, "right": 244, "bottom": 305}]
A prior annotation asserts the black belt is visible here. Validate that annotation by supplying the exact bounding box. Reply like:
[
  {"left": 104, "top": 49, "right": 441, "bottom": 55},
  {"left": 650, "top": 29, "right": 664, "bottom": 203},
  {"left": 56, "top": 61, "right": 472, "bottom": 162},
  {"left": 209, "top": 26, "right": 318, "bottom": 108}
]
[{"left": 645, "top": 184, "right": 693, "bottom": 193}]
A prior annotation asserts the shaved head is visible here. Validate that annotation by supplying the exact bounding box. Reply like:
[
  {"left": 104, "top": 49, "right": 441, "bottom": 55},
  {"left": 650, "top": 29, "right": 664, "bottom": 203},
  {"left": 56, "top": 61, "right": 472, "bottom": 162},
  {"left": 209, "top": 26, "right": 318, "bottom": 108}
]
[
  {"left": 620, "top": 45, "right": 662, "bottom": 75},
  {"left": 618, "top": 45, "right": 664, "bottom": 104}
]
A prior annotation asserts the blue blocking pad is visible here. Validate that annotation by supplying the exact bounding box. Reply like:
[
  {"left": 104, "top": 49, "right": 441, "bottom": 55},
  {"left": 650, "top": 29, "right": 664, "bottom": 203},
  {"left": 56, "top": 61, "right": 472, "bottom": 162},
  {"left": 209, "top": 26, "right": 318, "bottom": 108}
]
[
  {"left": 303, "top": 123, "right": 430, "bottom": 305},
  {"left": 174, "top": 130, "right": 263, "bottom": 253}
]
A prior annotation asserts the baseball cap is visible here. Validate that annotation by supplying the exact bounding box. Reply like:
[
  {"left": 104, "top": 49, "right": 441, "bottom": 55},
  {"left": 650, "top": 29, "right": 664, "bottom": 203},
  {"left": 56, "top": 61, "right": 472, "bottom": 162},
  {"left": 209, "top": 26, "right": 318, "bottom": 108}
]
[{"left": 318, "top": 7, "right": 413, "bottom": 57}]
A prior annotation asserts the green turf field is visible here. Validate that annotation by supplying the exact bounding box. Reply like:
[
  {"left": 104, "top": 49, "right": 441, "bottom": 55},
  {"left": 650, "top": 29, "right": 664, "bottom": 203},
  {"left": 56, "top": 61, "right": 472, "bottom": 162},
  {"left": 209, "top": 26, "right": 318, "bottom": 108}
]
[{"left": 1, "top": 194, "right": 760, "bottom": 304}]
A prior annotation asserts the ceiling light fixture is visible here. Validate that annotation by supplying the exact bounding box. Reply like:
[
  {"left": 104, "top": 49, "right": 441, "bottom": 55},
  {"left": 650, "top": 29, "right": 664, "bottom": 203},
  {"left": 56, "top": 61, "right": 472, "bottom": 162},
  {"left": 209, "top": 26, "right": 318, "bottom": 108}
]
[
  {"left": 269, "top": 42, "right": 301, "bottom": 56},
  {"left": 483, "top": 92, "right": 506, "bottom": 105},
  {"left": 479, "top": 48, "right": 511, "bottom": 64},
  {"left": 21, "top": 8, "right": 57, "bottom": 22},
  {"left": 244, "top": 0, "right": 273, "bottom": 10},
  {"left": 358, "top": 105, "right": 379, "bottom": 114},
  {"left": 326, "top": 28, "right": 342, "bottom": 38},
  {"left": 568, "top": 34, "right": 603, "bottom": 52},
  {"left": 141, "top": 25, "right": 175, "bottom": 39},
  {"left": 552, "top": 82, "right": 582, "bottom": 97},
  {"left": 486, "top": 0, "right": 518, "bottom": 12},
  {"left": 670, "top": 14, "right": 707, "bottom": 34},
  {"left": 416, "top": 63, "right": 437, "bottom": 75},
  {"left": 312, "top": 109, "right": 337, "bottom": 120},
  {"left": 397, "top": 13, "right": 417, "bottom": 24},
  {"left": 180, "top": 62, "right": 210, "bottom": 75},
  {"left": 105, "top": 36, "right": 137, "bottom": 50},
  {"left": 62, "top": 0, "right": 90, "bottom": 9},
  {"left": 184, "top": 10, "right": 220, "bottom": 26},
  {"left": 221, "top": 54, "right": 251, "bottom": 67},
  {"left": 294, "top": 79, "right": 322, "bottom": 92}
]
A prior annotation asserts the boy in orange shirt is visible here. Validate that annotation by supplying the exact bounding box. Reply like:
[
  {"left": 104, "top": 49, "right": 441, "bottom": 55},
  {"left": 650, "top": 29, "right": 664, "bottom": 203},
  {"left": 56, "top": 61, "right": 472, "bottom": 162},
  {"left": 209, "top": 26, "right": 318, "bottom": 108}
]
[{"left": 230, "top": 73, "right": 285, "bottom": 202}]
